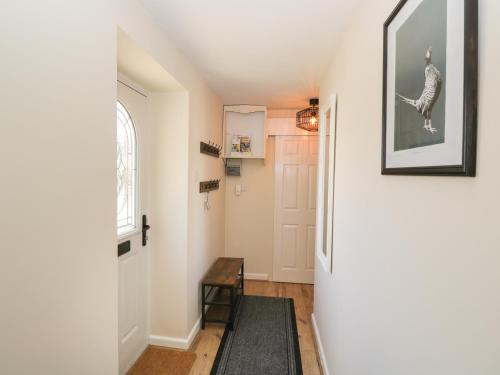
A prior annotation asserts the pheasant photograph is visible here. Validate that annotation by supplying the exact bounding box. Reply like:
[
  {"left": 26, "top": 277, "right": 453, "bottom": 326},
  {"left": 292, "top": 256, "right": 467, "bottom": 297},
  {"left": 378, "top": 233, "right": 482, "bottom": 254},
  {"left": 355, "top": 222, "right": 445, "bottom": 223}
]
[
  {"left": 382, "top": 0, "right": 477, "bottom": 175},
  {"left": 397, "top": 47, "right": 442, "bottom": 134}
]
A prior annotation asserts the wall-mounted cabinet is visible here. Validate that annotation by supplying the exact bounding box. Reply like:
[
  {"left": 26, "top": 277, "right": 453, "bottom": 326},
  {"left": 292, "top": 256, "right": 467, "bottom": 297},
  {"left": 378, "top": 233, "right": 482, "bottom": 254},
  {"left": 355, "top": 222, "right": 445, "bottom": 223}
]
[{"left": 223, "top": 105, "right": 267, "bottom": 159}]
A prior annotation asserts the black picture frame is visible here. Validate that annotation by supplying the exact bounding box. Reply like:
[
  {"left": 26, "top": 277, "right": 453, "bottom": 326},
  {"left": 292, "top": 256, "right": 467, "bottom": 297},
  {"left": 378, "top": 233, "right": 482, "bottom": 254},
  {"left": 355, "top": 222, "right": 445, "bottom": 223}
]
[{"left": 382, "top": 0, "right": 478, "bottom": 176}]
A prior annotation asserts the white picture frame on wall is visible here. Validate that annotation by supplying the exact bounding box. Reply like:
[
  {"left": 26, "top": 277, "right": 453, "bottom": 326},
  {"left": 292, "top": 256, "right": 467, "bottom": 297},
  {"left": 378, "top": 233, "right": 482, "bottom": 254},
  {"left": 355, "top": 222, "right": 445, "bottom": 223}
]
[{"left": 315, "top": 94, "right": 337, "bottom": 273}]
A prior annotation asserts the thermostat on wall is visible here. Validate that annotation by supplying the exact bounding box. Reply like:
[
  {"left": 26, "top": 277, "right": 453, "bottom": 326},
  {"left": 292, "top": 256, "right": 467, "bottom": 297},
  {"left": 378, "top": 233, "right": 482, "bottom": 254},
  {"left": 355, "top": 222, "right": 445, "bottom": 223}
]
[{"left": 226, "top": 159, "right": 242, "bottom": 176}]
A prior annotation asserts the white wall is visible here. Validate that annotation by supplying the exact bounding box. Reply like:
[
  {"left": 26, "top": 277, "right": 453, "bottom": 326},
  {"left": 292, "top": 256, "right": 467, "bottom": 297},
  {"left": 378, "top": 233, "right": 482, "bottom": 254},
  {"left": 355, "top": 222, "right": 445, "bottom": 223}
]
[
  {"left": 187, "top": 86, "right": 225, "bottom": 331},
  {"left": 225, "top": 139, "right": 275, "bottom": 279},
  {"left": 0, "top": 1, "right": 118, "bottom": 374},
  {"left": 118, "top": 0, "right": 225, "bottom": 343},
  {"left": 149, "top": 92, "right": 190, "bottom": 339},
  {"left": 314, "top": 1, "right": 500, "bottom": 374}
]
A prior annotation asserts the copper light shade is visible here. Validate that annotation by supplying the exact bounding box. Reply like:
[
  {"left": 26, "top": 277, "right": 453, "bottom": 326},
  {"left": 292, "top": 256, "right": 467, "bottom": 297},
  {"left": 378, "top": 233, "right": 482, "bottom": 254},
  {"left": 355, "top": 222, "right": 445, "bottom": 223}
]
[{"left": 296, "top": 98, "right": 319, "bottom": 132}]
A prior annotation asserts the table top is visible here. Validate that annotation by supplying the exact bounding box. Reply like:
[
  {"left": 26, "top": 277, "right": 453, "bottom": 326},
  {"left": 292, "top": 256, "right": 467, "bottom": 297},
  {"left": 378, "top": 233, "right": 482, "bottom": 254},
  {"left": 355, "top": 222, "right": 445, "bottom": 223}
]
[{"left": 202, "top": 257, "right": 244, "bottom": 287}]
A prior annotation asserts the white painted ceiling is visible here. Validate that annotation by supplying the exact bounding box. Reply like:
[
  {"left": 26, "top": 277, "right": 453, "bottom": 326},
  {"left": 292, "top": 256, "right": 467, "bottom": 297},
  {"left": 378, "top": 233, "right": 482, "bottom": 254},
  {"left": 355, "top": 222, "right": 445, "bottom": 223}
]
[{"left": 142, "top": 0, "right": 359, "bottom": 109}]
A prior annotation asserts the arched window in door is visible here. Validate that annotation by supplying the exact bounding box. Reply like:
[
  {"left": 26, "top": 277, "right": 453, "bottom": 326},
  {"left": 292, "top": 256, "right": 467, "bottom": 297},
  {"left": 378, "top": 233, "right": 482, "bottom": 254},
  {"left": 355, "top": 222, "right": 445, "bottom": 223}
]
[{"left": 117, "top": 101, "right": 137, "bottom": 235}]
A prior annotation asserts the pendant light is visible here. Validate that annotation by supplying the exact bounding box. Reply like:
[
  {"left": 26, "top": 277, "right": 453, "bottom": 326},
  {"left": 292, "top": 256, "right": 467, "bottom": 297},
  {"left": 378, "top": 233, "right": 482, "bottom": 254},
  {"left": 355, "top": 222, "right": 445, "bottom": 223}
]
[{"left": 296, "top": 98, "right": 319, "bottom": 132}]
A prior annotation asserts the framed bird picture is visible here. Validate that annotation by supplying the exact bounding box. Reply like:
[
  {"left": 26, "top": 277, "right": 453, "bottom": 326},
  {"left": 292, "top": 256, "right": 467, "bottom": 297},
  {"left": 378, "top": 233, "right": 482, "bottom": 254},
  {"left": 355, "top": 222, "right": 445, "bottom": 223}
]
[{"left": 382, "top": 0, "right": 478, "bottom": 176}]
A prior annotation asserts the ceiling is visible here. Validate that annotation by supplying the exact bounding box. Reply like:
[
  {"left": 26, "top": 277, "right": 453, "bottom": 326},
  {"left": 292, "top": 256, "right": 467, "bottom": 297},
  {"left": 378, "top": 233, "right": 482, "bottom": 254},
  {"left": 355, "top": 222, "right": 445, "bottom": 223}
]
[{"left": 141, "top": 0, "right": 359, "bottom": 109}]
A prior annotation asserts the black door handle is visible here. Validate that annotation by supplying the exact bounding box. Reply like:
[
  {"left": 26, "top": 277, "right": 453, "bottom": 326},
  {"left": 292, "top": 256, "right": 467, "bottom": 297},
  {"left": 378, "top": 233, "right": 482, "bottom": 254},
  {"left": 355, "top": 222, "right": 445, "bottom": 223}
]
[{"left": 142, "top": 214, "right": 151, "bottom": 246}]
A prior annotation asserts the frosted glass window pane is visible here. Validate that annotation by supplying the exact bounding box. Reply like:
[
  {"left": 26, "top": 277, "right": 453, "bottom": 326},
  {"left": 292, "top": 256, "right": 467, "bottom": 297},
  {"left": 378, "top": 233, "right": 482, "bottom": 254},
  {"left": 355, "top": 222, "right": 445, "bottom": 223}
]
[{"left": 117, "top": 101, "right": 137, "bottom": 235}]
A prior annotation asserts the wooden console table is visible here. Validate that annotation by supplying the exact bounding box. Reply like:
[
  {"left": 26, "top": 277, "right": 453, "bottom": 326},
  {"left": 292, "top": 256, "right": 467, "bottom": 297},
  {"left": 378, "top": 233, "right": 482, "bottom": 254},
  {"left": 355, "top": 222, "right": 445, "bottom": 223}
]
[{"left": 201, "top": 257, "right": 244, "bottom": 330}]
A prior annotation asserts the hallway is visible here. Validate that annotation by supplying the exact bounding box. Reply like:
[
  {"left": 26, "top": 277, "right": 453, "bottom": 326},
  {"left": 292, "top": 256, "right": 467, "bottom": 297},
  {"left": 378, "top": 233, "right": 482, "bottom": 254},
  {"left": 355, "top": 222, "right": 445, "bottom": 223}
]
[
  {"left": 190, "top": 281, "right": 320, "bottom": 374},
  {"left": 129, "top": 281, "right": 320, "bottom": 375},
  {"left": 3, "top": 1, "right": 498, "bottom": 374}
]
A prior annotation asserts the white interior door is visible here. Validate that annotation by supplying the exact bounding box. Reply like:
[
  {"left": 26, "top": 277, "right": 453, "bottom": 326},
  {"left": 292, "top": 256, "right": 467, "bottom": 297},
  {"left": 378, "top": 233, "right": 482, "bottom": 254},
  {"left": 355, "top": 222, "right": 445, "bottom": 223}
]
[
  {"left": 274, "top": 136, "right": 318, "bottom": 284},
  {"left": 117, "top": 79, "right": 150, "bottom": 375}
]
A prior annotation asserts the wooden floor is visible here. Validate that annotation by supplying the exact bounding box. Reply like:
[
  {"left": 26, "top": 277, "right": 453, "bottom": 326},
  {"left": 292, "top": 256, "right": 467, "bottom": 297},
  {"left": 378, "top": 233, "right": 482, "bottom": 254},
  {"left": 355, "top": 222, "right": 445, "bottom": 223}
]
[{"left": 188, "top": 280, "right": 322, "bottom": 375}]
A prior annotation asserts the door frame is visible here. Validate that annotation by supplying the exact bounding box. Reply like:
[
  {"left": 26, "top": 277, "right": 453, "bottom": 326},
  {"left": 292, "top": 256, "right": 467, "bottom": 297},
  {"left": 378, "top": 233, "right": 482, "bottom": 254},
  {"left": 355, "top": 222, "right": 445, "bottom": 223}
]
[
  {"left": 272, "top": 134, "right": 318, "bottom": 283},
  {"left": 315, "top": 93, "right": 337, "bottom": 274}
]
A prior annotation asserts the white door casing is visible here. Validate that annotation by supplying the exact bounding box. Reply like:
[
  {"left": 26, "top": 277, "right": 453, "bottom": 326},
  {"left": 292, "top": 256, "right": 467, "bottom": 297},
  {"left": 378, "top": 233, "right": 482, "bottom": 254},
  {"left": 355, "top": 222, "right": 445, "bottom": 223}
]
[
  {"left": 274, "top": 136, "right": 318, "bottom": 284},
  {"left": 117, "top": 78, "right": 150, "bottom": 375},
  {"left": 316, "top": 94, "right": 337, "bottom": 274}
]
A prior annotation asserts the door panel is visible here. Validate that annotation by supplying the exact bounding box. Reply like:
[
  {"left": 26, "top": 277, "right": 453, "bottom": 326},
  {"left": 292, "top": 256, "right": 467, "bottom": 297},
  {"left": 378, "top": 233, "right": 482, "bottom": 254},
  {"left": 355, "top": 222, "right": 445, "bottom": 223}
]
[
  {"left": 117, "top": 80, "right": 149, "bottom": 375},
  {"left": 307, "top": 165, "right": 317, "bottom": 210},
  {"left": 274, "top": 136, "right": 318, "bottom": 283},
  {"left": 306, "top": 225, "right": 316, "bottom": 270},
  {"left": 310, "top": 138, "right": 319, "bottom": 156},
  {"left": 282, "top": 224, "right": 299, "bottom": 269},
  {"left": 282, "top": 165, "right": 299, "bottom": 209},
  {"left": 284, "top": 138, "right": 300, "bottom": 155},
  {"left": 120, "top": 255, "right": 139, "bottom": 338}
]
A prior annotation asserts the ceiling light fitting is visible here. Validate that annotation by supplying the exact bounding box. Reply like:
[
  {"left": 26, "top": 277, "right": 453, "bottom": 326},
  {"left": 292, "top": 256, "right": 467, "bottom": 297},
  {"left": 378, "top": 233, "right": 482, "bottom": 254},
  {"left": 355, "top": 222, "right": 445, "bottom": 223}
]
[{"left": 296, "top": 98, "right": 319, "bottom": 132}]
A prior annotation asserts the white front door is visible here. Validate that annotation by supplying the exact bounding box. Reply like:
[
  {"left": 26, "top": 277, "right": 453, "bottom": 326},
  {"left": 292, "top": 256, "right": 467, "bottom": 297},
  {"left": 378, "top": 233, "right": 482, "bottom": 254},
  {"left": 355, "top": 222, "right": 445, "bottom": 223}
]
[
  {"left": 117, "top": 80, "right": 150, "bottom": 375},
  {"left": 274, "top": 136, "right": 318, "bottom": 284}
]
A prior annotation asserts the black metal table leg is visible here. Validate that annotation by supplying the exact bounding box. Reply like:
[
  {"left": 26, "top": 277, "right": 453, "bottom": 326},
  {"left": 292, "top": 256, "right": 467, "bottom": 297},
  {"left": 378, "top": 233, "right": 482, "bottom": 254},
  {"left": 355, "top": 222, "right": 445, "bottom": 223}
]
[
  {"left": 241, "top": 262, "right": 244, "bottom": 296},
  {"left": 201, "top": 283, "right": 206, "bottom": 330},
  {"left": 229, "top": 286, "right": 234, "bottom": 330}
]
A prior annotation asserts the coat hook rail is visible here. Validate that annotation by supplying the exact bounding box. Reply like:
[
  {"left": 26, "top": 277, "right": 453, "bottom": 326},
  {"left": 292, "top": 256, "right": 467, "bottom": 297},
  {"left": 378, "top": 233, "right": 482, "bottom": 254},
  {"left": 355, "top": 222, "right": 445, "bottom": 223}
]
[
  {"left": 199, "top": 179, "right": 220, "bottom": 193},
  {"left": 200, "top": 141, "right": 222, "bottom": 158}
]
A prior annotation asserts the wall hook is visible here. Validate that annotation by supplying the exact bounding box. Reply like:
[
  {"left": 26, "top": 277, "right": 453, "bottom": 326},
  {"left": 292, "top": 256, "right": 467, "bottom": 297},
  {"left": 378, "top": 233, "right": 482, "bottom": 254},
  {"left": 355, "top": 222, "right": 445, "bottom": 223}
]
[
  {"left": 199, "top": 179, "right": 220, "bottom": 193},
  {"left": 200, "top": 141, "right": 221, "bottom": 158}
]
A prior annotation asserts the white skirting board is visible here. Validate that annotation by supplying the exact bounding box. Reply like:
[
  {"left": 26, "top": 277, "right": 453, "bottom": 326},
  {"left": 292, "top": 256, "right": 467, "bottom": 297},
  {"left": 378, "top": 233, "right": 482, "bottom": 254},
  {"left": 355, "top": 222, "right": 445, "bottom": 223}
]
[
  {"left": 149, "top": 317, "right": 201, "bottom": 350},
  {"left": 244, "top": 273, "right": 269, "bottom": 281},
  {"left": 311, "top": 313, "right": 331, "bottom": 375},
  {"left": 149, "top": 274, "right": 268, "bottom": 350}
]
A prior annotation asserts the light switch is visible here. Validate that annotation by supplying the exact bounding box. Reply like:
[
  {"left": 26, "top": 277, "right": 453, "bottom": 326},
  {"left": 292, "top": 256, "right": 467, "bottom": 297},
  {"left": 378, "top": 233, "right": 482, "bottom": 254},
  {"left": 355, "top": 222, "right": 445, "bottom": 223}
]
[{"left": 235, "top": 184, "right": 242, "bottom": 196}]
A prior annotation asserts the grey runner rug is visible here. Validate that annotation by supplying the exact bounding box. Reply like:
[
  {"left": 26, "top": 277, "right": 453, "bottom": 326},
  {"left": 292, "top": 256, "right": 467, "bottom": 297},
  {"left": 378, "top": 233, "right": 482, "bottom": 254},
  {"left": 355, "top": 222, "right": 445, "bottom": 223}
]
[{"left": 210, "top": 295, "right": 302, "bottom": 375}]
